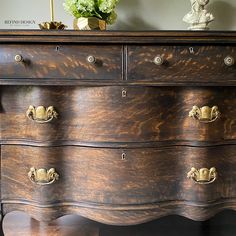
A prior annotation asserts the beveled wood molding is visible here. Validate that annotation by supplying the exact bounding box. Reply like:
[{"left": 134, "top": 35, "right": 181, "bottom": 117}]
[{"left": 1, "top": 30, "right": 236, "bottom": 44}]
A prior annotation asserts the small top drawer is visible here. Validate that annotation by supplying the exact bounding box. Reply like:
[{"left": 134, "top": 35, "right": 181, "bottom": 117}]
[
  {"left": 128, "top": 45, "right": 236, "bottom": 83},
  {"left": 0, "top": 44, "right": 122, "bottom": 80}
]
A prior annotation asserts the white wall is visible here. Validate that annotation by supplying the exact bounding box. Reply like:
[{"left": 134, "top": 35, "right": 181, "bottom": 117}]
[{"left": 0, "top": 0, "right": 236, "bottom": 30}]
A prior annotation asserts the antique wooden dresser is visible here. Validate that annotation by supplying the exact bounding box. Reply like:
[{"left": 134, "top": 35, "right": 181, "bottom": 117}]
[{"left": 1, "top": 30, "right": 236, "bottom": 234}]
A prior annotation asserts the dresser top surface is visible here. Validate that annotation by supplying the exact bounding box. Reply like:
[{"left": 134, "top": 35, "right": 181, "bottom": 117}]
[{"left": 1, "top": 30, "right": 236, "bottom": 44}]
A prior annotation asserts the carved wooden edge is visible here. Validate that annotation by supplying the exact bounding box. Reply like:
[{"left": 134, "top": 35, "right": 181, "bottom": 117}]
[
  {"left": 1, "top": 31, "right": 236, "bottom": 44},
  {"left": 2, "top": 200, "right": 236, "bottom": 225}
]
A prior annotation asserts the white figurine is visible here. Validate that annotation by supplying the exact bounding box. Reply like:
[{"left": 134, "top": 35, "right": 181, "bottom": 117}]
[{"left": 183, "top": 0, "right": 214, "bottom": 30}]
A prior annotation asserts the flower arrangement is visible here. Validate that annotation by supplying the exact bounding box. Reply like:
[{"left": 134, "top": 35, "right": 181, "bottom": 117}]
[{"left": 63, "top": 0, "right": 119, "bottom": 25}]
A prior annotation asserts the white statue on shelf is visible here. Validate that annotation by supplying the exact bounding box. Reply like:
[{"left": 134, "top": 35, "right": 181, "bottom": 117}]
[{"left": 183, "top": 0, "right": 214, "bottom": 30}]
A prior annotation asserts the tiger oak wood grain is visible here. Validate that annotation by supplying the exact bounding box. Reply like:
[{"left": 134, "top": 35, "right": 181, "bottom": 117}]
[
  {"left": 1, "top": 31, "right": 236, "bottom": 86},
  {"left": 1, "top": 86, "right": 236, "bottom": 144},
  {"left": 2, "top": 145, "right": 236, "bottom": 224},
  {"left": 128, "top": 45, "right": 236, "bottom": 82},
  {"left": 0, "top": 44, "right": 122, "bottom": 80},
  {"left": 1, "top": 31, "right": 236, "bottom": 234}
]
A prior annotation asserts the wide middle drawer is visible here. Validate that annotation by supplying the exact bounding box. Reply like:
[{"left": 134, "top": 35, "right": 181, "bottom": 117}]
[{"left": 1, "top": 86, "right": 236, "bottom": 143}]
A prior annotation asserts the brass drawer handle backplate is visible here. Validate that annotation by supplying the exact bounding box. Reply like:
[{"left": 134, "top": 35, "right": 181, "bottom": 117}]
[
  {"left": 189, "top": 105, "right": 220, "bottom": 123},
  {"left": 28, "top": 167, "right": 59, "bottom": 185},
  {"left": 187, "top": 167, "right": 217, "bottom": 185},
  {"left": 26, "top": 105, "right": 58, "bottom": 123}
]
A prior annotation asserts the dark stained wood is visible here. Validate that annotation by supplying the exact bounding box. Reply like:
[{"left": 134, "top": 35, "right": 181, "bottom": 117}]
[
  {"left": 128, "top": 45, "right": 236, "bottom": 82},
  {"left": 0, "top": 44, "right": 122, "bottom": 80},
  {"left": 1, "top": 31, "right": 236, "bottom": 86},
  {"left": 1, "top": 31, "right": 236, "bottom": 44},
  {"left": 2, "top": 145, "right": 236, "bottom": 224},
  {"left": 1, "top": 86, "right": 236, "bottom": 144},
  {"left": 1, "top": 30, "right": 236, "bottom": 233}
]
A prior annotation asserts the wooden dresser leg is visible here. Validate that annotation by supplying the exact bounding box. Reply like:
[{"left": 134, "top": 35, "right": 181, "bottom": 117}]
[{"left": 0, "top": 211, "right": 4, "bottom": 236}]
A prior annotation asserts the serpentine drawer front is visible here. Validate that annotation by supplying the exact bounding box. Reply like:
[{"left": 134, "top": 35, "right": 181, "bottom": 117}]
[
  {"left": 2, "top": 145, "right": 236, "bottom": 224},
  {"left": 1, "top": 31, "right": 236, "bottom": 233},
  {"left": 1, "top": 86, "right": 236, "bottom": 143}
]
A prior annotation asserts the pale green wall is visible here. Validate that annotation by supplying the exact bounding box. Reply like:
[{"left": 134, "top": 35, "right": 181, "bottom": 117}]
[{"left": 1, "top": 0, "right": 236, "bottom": 30}]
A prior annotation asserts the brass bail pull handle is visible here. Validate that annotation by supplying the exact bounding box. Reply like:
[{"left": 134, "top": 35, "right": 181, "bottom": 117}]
[
  {"left": 26, "top": 105, "right": 58, "bottom": 123},
  {"left": 28, "top": 167, "right": 59, "bottom": 185},
  {"left": 187, "top": 167, "right": 217, "bottom": 185},
  {"left": 189, "top": 105, "right": 220, "bottom": 123}
]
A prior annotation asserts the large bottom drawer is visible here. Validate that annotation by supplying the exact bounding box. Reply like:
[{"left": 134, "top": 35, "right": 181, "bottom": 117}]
[
  {"left": 2, "top": 145, "right": 236, "bottom": 224},
  {"left": 2, "top": 144, "right": 236, "bottom": 203}
]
